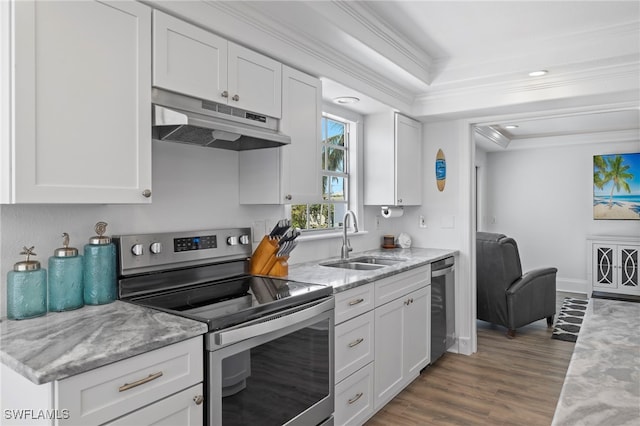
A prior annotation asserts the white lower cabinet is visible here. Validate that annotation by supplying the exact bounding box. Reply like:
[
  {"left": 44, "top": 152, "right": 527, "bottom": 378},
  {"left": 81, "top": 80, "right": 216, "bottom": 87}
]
[
  {"left": 104, "top": 383, "right": 203, "bottom": 426},
  {"left": 0, "top": 337, "right": 204, "bottom": 426},
  {"left": 374, "top": 285, "right": 430, "bottom": 410},
  {"left": 334, "top": 362, "right": 375, "bottom": 426},
  {"left": 333, "top": 265, "right": 432, "bottom": 425}
]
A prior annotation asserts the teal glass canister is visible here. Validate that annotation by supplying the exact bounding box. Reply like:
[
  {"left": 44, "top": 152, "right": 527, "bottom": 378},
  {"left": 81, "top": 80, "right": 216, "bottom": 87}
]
[
  {"left": 48, "top": 233, "right": 84, "bottom": 312},
  {"left": 7, "top": 246, "right": 47, "bottom": 320},
  {"left": 83, "top": 222, "right": 116, "bottom": 305}
]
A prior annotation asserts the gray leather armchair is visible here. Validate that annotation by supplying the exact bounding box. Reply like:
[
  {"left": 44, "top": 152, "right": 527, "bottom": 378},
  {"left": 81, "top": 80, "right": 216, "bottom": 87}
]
[{"left": 476, "top": 232, "right": 557, "bottom": 338}]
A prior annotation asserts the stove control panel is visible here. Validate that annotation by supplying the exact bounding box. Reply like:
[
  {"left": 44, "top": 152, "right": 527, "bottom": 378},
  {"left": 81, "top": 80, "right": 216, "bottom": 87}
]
[
  {"left": 114, "top": 228, "right": 252, "bottom": 276},
  {"left": 174, "top": 235, "right": 217, "bottom": 252}
]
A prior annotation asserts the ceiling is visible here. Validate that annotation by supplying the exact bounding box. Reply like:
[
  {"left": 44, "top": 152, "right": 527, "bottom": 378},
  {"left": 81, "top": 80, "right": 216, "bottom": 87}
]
[
  {"left": 314, "top": 0, "right": 640, "bottom": 150},
  {"left": 155, "top": 1, "right": 640, "bottom": 149}
]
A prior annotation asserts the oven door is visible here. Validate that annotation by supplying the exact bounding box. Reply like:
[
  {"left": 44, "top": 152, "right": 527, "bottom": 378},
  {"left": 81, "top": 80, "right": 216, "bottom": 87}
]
[{"left": 207, "top": 298, "right": 334, "bottom": 426}]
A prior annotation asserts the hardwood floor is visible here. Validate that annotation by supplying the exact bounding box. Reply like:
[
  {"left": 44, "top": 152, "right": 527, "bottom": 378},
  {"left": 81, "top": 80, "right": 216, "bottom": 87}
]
[{"left": 365, "top": 292, "right": 585, "bottom": 426}]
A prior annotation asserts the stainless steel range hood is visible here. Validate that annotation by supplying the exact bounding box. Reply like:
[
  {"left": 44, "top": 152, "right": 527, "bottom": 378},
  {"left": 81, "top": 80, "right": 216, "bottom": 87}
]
[{"left": 152, "top": 88, "right": 290, "bottom": 151}]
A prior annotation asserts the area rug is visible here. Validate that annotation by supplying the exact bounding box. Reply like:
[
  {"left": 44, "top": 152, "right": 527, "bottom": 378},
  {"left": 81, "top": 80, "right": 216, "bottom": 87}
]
[{"left": 551, "top": 298, "right": 588, "bottom": 342}]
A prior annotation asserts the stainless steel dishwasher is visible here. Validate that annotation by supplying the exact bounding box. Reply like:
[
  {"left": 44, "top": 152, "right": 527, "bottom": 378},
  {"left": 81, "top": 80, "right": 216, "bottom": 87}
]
[{"left": 431, "top": 256, "right": 455, "bottom": 363}]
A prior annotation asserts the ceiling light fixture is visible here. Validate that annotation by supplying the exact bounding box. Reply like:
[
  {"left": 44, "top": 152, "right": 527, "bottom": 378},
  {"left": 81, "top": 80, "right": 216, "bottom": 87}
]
[
  {"left": 333, "top": 96, "right": 360, "bottom": 104},
  {"left": 528, "top": 70, "right": 548, "bottom": 77},
  {"left": 504, "top": 124, "right": 519, "bottom": 129}
]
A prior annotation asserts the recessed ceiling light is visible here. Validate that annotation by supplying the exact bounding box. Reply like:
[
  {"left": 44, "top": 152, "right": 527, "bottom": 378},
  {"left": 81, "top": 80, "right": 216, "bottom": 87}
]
[
  {"left": 528, "top": 70, "right": 548, "bottom": 77},
  {"left": 504, "top": 124, "right": 519, "bottom": 129},
  {"left": 333, "top": 96, "right": 360, "bottom": 104}
]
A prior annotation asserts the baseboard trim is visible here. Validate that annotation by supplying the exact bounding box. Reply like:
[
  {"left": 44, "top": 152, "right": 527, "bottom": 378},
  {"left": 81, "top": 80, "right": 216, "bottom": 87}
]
[{"left": 557, "top": 278, "right": 588, "bottom": 295}]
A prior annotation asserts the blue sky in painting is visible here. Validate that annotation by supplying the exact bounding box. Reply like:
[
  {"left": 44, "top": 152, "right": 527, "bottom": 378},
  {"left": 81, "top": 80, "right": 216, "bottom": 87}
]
[{"left": 594, "top": 152, "right": 640, "bottom": 197}]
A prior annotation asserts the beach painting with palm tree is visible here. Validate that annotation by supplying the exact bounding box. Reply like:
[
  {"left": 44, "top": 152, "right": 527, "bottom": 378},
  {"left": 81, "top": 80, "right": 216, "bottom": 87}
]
[{"left": 593, "top": 152, "right": 640, "bottom": 220}]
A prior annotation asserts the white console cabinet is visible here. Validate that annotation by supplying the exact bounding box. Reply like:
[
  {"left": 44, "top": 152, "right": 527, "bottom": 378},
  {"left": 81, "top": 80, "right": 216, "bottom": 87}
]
[
  {"left": 1, "top": 337, "right": 204, "bottom": 426},
  {"left": 0, "top": 0, "right": 152, "bottom": 204},
  {"left": 588, "top": 236, "right": 640, "bottom": 297}
]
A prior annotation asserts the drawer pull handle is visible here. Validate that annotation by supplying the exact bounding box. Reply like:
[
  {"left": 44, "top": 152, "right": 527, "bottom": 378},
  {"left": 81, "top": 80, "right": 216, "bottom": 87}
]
[
  {"left": 119, "top": 371, "right": 163, "bottom": 392},
  {"left": 348, "top": 392, "right": 364, "bottom": 405},
  {"left": 348, "top": 298, "right": 364, "bottom": 306},
  {"left": 194, "top": 395, "right": 205, "bottom": 405},
  {"left": 348, "top": 337, "right": 364, "bottom": 348}
]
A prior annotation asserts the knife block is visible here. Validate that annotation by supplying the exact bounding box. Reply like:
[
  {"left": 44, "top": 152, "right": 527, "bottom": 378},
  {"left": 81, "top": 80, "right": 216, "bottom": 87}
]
[{"left": 250, "top": 236, "right": 278, "bottom": 275}]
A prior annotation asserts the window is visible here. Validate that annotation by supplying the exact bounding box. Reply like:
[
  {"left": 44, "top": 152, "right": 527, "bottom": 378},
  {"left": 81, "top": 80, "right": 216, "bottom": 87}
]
[{"left": 291, "top": 115, "right": 350, "bottom": 231}]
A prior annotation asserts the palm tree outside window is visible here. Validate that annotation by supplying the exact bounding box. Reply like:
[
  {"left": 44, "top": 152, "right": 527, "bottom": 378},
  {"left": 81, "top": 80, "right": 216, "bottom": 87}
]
[{"left": 291, "top": 115, "right": 350, "bottom": 231}]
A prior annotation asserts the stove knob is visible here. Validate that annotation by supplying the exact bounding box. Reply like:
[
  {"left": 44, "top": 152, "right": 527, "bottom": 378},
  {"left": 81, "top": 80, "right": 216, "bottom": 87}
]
[
  {"left": 150, "top": 242, "right": 162, "bottom": 254},
  {"left": 131, "top": 244, "right": 144, "bottom": 256},
  {"left": 239, "top": 235, "right": 250, "bottom": 245},
  {"left": 227, "top": 236, "right": 238, "bottom": 246}
]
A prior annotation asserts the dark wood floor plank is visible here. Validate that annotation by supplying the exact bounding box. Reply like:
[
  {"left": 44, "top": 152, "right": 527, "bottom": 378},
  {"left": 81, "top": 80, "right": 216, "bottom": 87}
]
[{"left": 364, "top": 292, "right": 582, "bottom": 425}]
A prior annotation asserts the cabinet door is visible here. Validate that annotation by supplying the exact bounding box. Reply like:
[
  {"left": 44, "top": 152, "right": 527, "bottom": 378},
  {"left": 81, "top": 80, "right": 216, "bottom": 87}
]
[
  {"left": 395, "top": 113, "right": 422, "bottom": 206},
  {"left": 9, "top": 0, "right": 151, "bottom": 203},
  {"left": 105, "top": 383, "right": 204, "bottom": 426},
  {"left": 228, "top": 42, "right": 282, "bottom": 118},
  {"left": 593, "top": 244, "right": 617, "bottom": 289},
  {"left": 373, "top": 296, "right": 404, "bottom": 409},
  {"left": 153, "top": 10, "right": 227, "bottom": 104},
  {"left": 239, "top": 66, "right": 321, "bottom": 204},
  {"left": 618, "top": 245, "right": 639, "bottom": 290},
  {"left": 404, "top": 286, "right": 430, "bottom": 376}
]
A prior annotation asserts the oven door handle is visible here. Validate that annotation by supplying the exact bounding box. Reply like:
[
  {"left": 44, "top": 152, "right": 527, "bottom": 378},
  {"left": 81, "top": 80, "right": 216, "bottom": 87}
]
[{"left": 213, "top": 298, "right": 333, "bottom": 346}]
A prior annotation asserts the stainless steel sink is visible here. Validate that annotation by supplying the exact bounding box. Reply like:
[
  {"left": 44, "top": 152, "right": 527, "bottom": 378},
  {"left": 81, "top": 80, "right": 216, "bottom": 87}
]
[{"left": 321, "top": 256, "right": 407, "bottom": 271}]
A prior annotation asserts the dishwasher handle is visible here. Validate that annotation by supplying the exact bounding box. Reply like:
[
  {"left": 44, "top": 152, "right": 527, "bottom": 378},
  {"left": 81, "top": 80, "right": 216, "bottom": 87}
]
[{"left": 432, "top": 265, "right": 454, "bottom": 278}]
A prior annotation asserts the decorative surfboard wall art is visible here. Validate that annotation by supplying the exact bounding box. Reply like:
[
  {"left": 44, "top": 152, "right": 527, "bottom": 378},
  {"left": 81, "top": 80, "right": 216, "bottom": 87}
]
[{"left": 436, "top": 149, "right": 446, "bottom": 191}]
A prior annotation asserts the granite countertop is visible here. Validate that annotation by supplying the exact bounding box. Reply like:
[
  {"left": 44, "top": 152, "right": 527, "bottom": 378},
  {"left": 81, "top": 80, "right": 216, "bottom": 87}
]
[
  {"left": 0, "top": 301, "right": 208, "bottom": 385},
  {"left": 287, "top": 247, "right": 457, "bottom": 293},
  {"left": 552, "top": 298, "right": 640, "bottom": 425}
]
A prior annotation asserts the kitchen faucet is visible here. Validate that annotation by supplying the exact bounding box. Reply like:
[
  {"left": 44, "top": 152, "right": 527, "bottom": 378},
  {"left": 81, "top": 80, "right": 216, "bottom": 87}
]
[{"left": 341, "top": 210, "right": 359, "bottom": 260}]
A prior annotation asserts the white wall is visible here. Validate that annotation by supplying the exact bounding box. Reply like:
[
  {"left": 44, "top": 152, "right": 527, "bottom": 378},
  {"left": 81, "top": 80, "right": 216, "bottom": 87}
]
[
  {"left": 479, "top": 139, "right": 640, "bottom": 294},
  {"left": 396, "top": 119, "right": 476, "bottom": 355},
  {"left": 0, "top": 140, "right": 383, "bottom": 317}
]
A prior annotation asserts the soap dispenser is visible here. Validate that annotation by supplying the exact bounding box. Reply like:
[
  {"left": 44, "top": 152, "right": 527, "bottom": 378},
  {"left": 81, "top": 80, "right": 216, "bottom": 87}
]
[
  {"left": 48, "top": 233, "right": 84, "bottom": 312},
  {"left": 83, "top": 222, "right": 116, "bottom": 305},
  {"left": 6, "top": 246, "right": 47, "bottom": 320}
]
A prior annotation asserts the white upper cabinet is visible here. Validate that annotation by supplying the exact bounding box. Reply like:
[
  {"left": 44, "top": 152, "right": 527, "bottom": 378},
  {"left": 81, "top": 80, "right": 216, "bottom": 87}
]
[
  {"left": 364, "top": 111, "right": 422, "bottom": 206},
  {"left": 153, "top": 10, "right": 282, "bottom": 118},
  {"left": 152, "top": 9, "right": 227, "bottom": 104},
  {"left": 1, "top": 0, "right": 152, "bottom": 204},
  {"left": 239, "top": 66, "right": 322, "bottom": 204}
]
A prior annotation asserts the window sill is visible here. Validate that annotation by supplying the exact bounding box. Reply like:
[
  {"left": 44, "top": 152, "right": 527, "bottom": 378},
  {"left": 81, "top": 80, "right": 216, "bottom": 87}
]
[{"left": 296, "top": 230, "right": 370, "bottom": 243}]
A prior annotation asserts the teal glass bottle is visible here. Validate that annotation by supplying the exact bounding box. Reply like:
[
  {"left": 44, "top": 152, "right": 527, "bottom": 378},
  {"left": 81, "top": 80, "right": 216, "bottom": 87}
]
[
  {"left": 48, "top": 233, "right": 84, "bottom": 312},
  {"left": 83, "top": 222, "right": 116, "bottom": 305},
  {"left": 7, "top": 246, "right": 47, "bottom": 320}
]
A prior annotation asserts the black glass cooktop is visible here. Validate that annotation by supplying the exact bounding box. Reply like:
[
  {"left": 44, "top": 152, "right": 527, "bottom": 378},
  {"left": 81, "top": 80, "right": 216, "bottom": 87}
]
[{"left": 127, "top": 275, "right": 332, "bottom": 331}]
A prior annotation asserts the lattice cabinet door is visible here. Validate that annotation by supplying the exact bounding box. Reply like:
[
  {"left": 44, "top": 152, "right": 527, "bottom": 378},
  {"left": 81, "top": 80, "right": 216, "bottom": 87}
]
[
  {"left": 619, "top": 245, "right": 639, "bottom": 290},
  {"left": 594, "top": 244, "right": 617, "bottom": 289}
]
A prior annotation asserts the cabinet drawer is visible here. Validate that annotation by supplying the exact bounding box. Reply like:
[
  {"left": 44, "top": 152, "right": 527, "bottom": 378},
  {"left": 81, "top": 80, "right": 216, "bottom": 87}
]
[
  {"left": 56, "top": 337, "right": 203, "bottom": 425},
  {"left": 335, "top": 284, "right": 374, "bottom": 325},
  {"left": 375, "top": 265, "right": 431, "bottom": 307},
  {"left": 105, "top": 383, "right": 204, "bottom": 426},
  {"left": 335, "top": 311, "right": 374, "bottom": 383},
  {"left": 334, "top": 362, "right": 374, "bottom": 426}
]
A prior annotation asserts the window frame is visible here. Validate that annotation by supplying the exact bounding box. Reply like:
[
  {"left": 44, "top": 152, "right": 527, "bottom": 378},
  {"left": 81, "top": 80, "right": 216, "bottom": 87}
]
[{"left": 290, "top": 106, "right": 363, "bottom": 235}]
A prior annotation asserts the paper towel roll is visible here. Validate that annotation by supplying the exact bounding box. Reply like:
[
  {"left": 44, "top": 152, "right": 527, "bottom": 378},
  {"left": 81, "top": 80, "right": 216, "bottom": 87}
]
[{"left": 381, "top": 206, "right": 404, "bottom": 218}]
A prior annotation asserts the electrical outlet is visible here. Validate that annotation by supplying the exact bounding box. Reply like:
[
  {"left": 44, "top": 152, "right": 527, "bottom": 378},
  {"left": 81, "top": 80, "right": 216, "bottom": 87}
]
[{"left": 419, "top": 215, "right": 427, "bottom": 228}]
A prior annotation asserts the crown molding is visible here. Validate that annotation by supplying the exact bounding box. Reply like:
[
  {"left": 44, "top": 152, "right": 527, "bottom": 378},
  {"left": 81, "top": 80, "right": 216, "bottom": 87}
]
[
  {"left": 507, "top": 129, "right": 639, "bottom": 151},
  {"left": 312, "top": 0, "right": 433, "bottom": 84},
  {"left": 201, "top": 0, "right": 418, "bottom": 110},
  {"left": 414, "top": 62, "right": 640, "bottom": 118}
]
